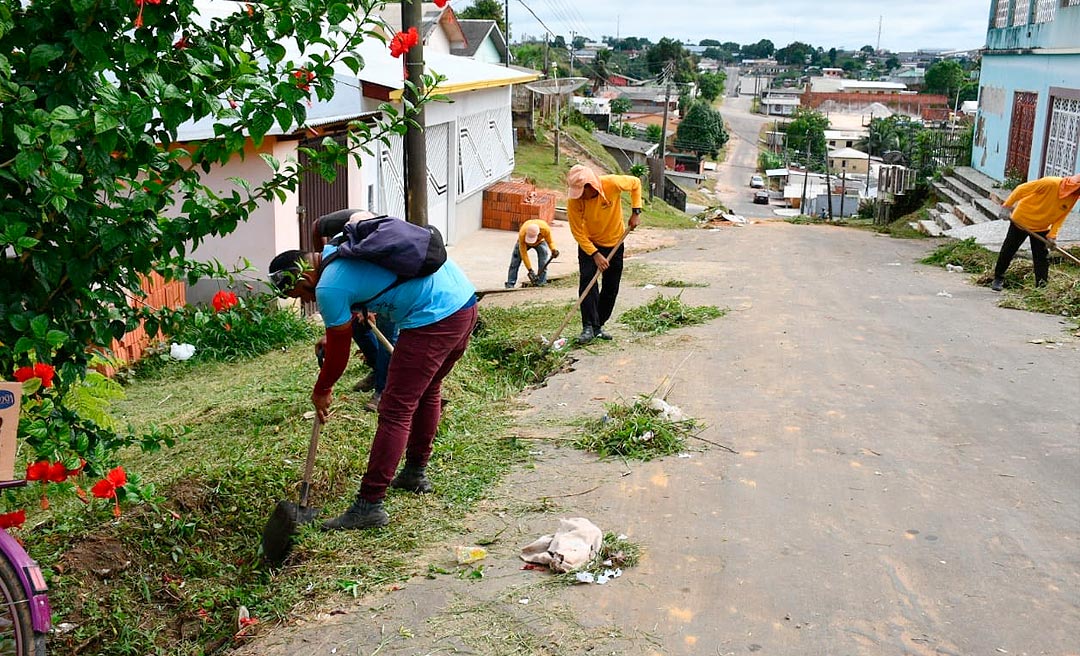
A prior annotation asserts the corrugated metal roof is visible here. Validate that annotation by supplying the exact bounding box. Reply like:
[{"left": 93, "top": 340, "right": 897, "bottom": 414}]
[{"left": 593, "top": 131, "right": 658, "bottom": 155}]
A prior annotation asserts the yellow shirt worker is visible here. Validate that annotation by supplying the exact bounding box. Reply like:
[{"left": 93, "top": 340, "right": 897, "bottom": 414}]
[
  {"left": 506, "top": 219, "right": 558, "bottom": 288},
  {"left": 992, "top": 173, "right": 1080, "bottom": 291},
  {"left": 565, "top": 164, "right": 643, "bottom": 343}
]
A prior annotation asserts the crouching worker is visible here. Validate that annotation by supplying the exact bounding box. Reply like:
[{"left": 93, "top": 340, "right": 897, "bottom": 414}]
[
  {"left": 506, "top": 219, "right": 558, "bottom": 288},
  {"left": 268, "top": 244, "right": 477, "bottom": 531}
]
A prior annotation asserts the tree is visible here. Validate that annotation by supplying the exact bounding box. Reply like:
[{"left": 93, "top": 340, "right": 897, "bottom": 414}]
[
  {"left": 645, "top": 124, "right": 664, "bottom": 143},
  {"left": 697, "top": 71, "right": 726, "bottom": 103},
  {"left": 784, "top": 108, "right": 828, "bottom": 166},
  {"left": 572, "top": 35, "right": 587, "bottom": 50},
  {"left": 699, "top": 39, "right": 721, "bottom": 47},
  {"left": 0, "top": 0, "right": 429, "bottom": 476},
  {"left": 674, "top": 100, "right": 728, "bottom": 160},
  {"left": 924, "top": 60, "right": 966, "bottom": 101},
  {"left": 591, "top": 49, "right": 613, "bottom": 92},
  {"left": 551, "top": 35, "right": 566, "bottom": 50},
  {"left": 775, "top": 41, "right": 815, "bottom": 66},
  {"left": 860, "top": 45, "right": 875, "bottom": 55},
  {"left": 884, "top": 56, "right": 900, "bottom": 72},
  {"left": 610, "top": 97, "right": 632, "bottom": 127},
  {"left": 459, "top": 0, "right": 505, "bottom": 34},
  {"left": 702, "top": 47, "right": 723, "bottom": 61},
  {"left": 742, "top": 39, "right": 775, "bottom": 59},
  {"left": 827, "top": 48, "right": 838, "bottom": 66},
  {"left": 646, "top": 37, "right": 695, "bottom": 83}
]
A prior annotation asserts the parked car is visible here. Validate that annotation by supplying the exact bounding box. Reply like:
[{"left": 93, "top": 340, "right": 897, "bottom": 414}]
[
  {"left": 750, "top": 175, "right": 765, "bottom": 189},
  {"left": 753, "top": 190, "right": 770, "bottom": 205}
]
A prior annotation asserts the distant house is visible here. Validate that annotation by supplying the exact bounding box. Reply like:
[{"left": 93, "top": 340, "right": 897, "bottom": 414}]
[
  {"left": 824, "top": 129, "right": 868, "bottom": 150},
  {"left": 617, "top": 86, "right": 678, "bottom": 114},
  {"left": 972, "top": 0, "right": 1080, "bottom": 183},
  {"left": 761, "top": 96, "right": 799, "bottom": 116},
  {"left": 571, "top": 96, "right": 611, "bottom": 131},
  {"left": 593, "top": 131, "right": 658, "bottom": 171},
  {"left": 826, "top": 147, "right": 871, "bottom": 175},
  {"left": 178, "top": 1, "right": 538, "bottom": 300},
  {"left": 451, "top": 19, "right": 508, "bottom": 65}
]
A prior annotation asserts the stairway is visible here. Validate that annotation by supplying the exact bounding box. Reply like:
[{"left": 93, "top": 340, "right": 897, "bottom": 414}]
[{"left": 915, "top": 167, "right": 1005, "bottom": 237}]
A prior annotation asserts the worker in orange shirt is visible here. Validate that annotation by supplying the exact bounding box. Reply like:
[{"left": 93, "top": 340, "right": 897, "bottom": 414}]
[
  {"left": 506, "top": 219, "right": 558, "bottom": 288},
  {"left": 992, "top": 173, "right": 1080, "bottom": 291},
  {"left": 565, "top": 164, "right": 642, "bottom": 343}
]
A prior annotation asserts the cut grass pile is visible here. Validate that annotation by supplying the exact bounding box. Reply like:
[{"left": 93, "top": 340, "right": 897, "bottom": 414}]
[
  {"left": 13, "top": 302, "right": 575, "bottom": 656},
  {"left": 574, "top": 396, "right": 700, "bottom": 461},
  {"left": 922, "top": 237, "right": 1080, "bottom": 324},
  {"left": 618, "top": 293, "right": 726, "bottom": 335},
  {"left": 553, "top": 532, "right": 642, "bottom": 586}
]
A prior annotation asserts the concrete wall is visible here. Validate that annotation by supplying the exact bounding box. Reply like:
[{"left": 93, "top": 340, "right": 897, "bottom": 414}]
[
  {"left": 473, "top": 38, "right": 502, "bottom": 65},
  {"left": 986, "top": 2, "right": 1080, "bottom": 51},
  {"left": 972, "top": 53, "right": 1080, "bottom": 180}
]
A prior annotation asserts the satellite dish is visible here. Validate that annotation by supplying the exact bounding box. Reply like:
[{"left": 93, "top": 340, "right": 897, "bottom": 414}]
[
  {"left": 524, "top": 77, "right": 589, "bottom": 96},
  {"left": 882, "top": 150, "right": 905, "bottom": 165}
]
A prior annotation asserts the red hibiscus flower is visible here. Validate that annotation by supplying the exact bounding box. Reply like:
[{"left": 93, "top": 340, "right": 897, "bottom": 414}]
[
  {"left": 292, "top": 68, "right": 316, "bottom": 92},
  {"left": 91, "top": 466, "right": 128, "bottom": 499},
  {"left": 390, "top": 27, "right": 420, "bottom": 58},
  {"left": 33, "top": 363, "right": 54, "bottom": 388},
  {"left": 47, "top": 461, "right": 70, "bottom": 483},
  {"left": 0, "top": 510, "right": 26, "bottom": 530},
  {"left": 211, "top": 290, "right": 239, "bottom": 312},
  {"left": 25, "top": 461, "right": 49, "bottom": 482},
  {"left": 433, "top": 0, "right": 448, "bottom": 6},
  {"left": 174, "top": 36, "right": 190, "bottom": 50},
  {"left": 13, "top": 367, "right": 35, "bottom": 383},
  {"left": 133, "top": 0, "right": 161, "bottom": 28}
]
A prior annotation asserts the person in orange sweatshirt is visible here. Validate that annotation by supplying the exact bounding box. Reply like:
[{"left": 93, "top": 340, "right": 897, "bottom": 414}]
[
  {"left": 506, "top": 219, "right": 559, "bottom": 288},
  {"left": 565, "top": 165, "right": 643, "bottom": 343},
  {"left": 992, "top": 173, "right": 1080, "bottom": 291}
]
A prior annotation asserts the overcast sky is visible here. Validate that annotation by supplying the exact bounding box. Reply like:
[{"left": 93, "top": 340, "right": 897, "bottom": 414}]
[{"left": 477, "top": 0, "right": 991, "bottom": 52}]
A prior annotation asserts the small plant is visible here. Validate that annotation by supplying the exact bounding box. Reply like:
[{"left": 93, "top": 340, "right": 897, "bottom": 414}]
[
  {"left": 921, "top": 238, "right": 995, "bottom": 273},
  {"left": 659, "top": 280, "right": 709, "bottom": 288},
  {"left": 575, "top": 396, "right": 699, "bottom": 460},
  {"left": 998, "top": 168, "right": 1025, "bottom": 191},
  {"left": 618, "top": 294, "right": 725, "bottom": 335}
]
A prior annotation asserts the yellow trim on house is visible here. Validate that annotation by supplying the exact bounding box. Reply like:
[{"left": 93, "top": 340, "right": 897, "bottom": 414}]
[{"left": 388, "top": 73, "right": 541, "bottom": 101}]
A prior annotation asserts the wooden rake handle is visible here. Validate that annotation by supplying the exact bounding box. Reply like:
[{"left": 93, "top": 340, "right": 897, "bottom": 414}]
[
  {"left": 1017, "top": 224, "right": 1080, "bottom": 267},
  {"left": 549, "top": 227, "right": 633, "bottom": 344},
  {"left": 368, "top": 319, "right": 395, "bottom": 354}
]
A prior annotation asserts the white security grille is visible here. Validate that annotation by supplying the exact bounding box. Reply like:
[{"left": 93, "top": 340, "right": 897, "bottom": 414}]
[
  {"left": 1043, "top": 96, "right": 1080, "bottom": 178},
  {"left": 994, "top": 0, "right": 1010, "bottom": 27},
  {"left": 425, "top": 122, "right": 450, "bottom": 237},
  {"left": 1067, "top": 0, "right": 1080, "bottom": 7},
  {"left": 1034, "top": 0, "right": 1057, "bottom": 22},
  {"left": 1012, "top": 0, "right": 1031, "bottom": 26},
  {"left": 378, "top": 134, "right": 406, "bottom": 219},
  {"left": 458, "top": 106, "right": 514, "bottom": 198}
]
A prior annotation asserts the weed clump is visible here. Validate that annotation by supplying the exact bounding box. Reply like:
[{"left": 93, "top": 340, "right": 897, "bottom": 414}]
[
  {"left": 618, "top": 293, "right": 725, "bottom": 335},
  {"left": 469, "top": 306, "right": 568, "bottom": 385},
  {"left": 575, "top": 396, "right": 699, "bottom": 460},
  {"left": 921, "top": 237, "right": 995, "bottom": 273}
]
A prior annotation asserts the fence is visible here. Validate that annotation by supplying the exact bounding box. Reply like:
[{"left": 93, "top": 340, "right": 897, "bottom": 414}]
[{"left": 98, "top": 273, "right": 187, "bottom": 376}]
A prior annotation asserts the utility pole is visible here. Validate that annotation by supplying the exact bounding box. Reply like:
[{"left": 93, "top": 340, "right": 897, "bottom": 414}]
[
  {"left": 569, "top": 31, "right": 575, "bottom": 76},
  {"left": 403, "top": 0, "right": 427, "bottom": 226},
  {"left": 655, "top": 61, "right": 674, "bottom": 201},
  {"left": 824, "top": 146, "right": 833, "bottom": 220},
  {"left": 503, "top": 0, "right": 510, "bottom": 67},
  {"left": 800, "top": 140, "right": 810, "bottom": 213}
]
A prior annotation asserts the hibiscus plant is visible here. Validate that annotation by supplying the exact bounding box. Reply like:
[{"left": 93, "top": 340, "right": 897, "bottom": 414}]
[{"left": 0, "top": 0, "right": 437, "bottom": 515}]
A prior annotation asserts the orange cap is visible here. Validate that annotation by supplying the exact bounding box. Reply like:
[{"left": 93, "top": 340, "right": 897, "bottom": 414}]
[
  {"left": 566, "top": 164, "right": 603, "bottom": 200},
  {"left": 1060, "top": 173, "right": 1080, "bottom": 199}
]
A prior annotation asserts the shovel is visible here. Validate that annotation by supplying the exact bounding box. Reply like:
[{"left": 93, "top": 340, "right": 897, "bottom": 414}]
[
  {"left": 261, "top": 417, "right": 322, "bottom": 565},
  {"left": 524, "top": 250, "right": 559, "bottom": 287},
  {"left": 1017, "top": 224, "right": 1080, "bottom": 267}
]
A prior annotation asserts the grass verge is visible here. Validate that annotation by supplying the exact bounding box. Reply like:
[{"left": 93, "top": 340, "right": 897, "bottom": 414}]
[
  {"left": 15, "top": 302, "right": 580, "bottom": 655},
  {"left": 618, "top": 293, "right": 726, "bottom": 335}
]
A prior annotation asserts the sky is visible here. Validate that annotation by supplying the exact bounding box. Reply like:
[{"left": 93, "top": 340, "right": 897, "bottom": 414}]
[{"left": 473, "top": 0, "right": 992, "bottom": 52}]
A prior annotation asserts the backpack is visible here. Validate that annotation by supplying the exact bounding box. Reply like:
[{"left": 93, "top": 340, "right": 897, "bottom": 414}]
[{"left": 320, "top": 215, "right": 447, "bottom": 307}]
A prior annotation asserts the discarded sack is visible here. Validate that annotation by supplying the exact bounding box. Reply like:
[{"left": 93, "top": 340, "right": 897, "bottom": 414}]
[{"left": 520, "top": 517, "right": 603, "bottom": 573}]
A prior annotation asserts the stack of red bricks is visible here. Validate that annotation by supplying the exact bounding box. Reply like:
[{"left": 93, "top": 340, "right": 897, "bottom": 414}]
[
  {"left": 482, "top": 181, "right": 557, "bottom": 231},
  {"left": 99, "top": 272, "right": 187, "bottom": 376}
]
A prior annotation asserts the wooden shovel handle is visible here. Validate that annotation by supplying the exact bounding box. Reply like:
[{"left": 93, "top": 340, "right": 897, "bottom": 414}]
[
  {"left": 298, "top": 417, "right": 321, "bottom": 509},
  {"left": 549, "top": 227, "right": 632, "bottom": 344},
  {"left": 1018, "top": 224, "right": 1080, "bottom": 267}
]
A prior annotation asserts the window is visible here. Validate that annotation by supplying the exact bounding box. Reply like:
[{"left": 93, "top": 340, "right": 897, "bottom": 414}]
[
  {"left": 994, "top": 0, "right": 1010, "bottom": 27},
  {"left": 1013, "top": 0, "right": 1031, "bottom": 25},
  {"left": 1034, "top": 0, "right": 1057, "bottom": 21}
]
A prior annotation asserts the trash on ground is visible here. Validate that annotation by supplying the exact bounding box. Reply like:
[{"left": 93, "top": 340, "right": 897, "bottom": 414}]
[
  {"left": 886, "top": 262, "right": 902, "bottom": 266},
  {"left": 945, "top": 264, "right": 965, "bottom": 273},
  {"left": 520, "top": 517, "right": 603, "bottom": 573},
  {"left": 454, "top": 546, "right": 487, "bottom": 564},
  {"left": 647, "top": 397, "right": 685, "bottom": 422},
  {"left": 169, "top": 343, "right": 196, "bottom": 360},
  {"left": 936, "top": 291, "right": 953, "bottom": 298},
  {"left": 642, "top": 284, "right": 656, "bottom": 289},
  {"left": 518, "top": 598, "right": 530, "bottom": 605}
]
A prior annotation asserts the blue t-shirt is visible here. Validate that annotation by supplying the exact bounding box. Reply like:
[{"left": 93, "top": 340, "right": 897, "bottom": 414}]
[{"left": 316, "top": 245, "right": 476, "bottom": 330}]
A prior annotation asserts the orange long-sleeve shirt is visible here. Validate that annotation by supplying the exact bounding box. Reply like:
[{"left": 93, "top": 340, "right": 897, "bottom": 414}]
[
  {"left": 1003, "top": 176, "right": 1078, "bottom": 239},
  {"left": 566, "top": 174, "right": 643, "bottom": 255},
  {"left": 517, "top": 219, "right": 556, "bottom": 271}
]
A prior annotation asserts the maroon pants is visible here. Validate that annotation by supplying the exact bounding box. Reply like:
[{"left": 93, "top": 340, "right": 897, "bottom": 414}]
[{"left": 359, "top": 303, "right": 477, "bottom": 502}]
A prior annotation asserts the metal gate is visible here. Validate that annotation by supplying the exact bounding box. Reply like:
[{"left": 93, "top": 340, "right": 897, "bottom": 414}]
[
  {"left": 378, "top": 134, "right": 406, "bottom": 220},
  {"left": 298, "top": 135, "right": 349, "bottom": 252},
  {"left": 1005, "top": 91, "right": 1037, "bottom": 181},
  {"left": 1043, "top": 94, "right": 1080, "bottom": 178},
  {"left": 425, "top": 122, "right": 450, "bottom": 239}
]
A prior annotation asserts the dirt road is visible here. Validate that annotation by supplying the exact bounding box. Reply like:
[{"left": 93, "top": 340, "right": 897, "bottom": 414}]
[{"left": 237, "top": 223, "right": 1079, "bottom": 656}]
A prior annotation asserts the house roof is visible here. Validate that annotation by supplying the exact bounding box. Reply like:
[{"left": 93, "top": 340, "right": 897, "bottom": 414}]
[
  {"left": 375, "top": 2, "right": 466, "bottom": 47},
  {"left": 592, "top": 131, "right": 658, "bottom": 156},
  {"left": 451, "top": 19, "right": 507, "bottom": 60},
  {"left": 763, "top": 98, "right": 800, "bottom": 106},
  {"left": 840, "top": 81, "right": 908, "bottom": 91},
  {"left": 824, "top": 129, "right": 867, "bottom": 140},
  {"left": 828, "top": 147, "right": 869, "bottom": 158}
]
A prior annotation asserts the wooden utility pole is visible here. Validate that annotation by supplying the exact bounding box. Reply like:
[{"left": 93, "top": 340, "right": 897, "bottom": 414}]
[
  {"left": 403, "top": 0, "right": 428, "bottom": 226},
  {"left": 503, "top": 0, "right": 510, "bottom": 66},
  {"left": 654, "top": 61, "right": 674, "bottom": 200},
  {"left": 799, "top": 141, "right": 810, "bottom": 212}
]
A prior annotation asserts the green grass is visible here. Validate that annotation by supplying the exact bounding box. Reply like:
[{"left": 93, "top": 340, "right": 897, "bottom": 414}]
[
  {"left": 13, "top": 301, "right": 584, "bottom": 656},
  {"left": 574, "top": 396, "right": 700, "bottom": 461},
  {"left": 618, "top": 293, "right": 726, "bottom": 335}
]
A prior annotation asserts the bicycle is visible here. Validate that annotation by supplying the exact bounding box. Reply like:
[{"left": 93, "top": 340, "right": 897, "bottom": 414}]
[{"left": 0, "top": 478, "right": 49, "bottom": 655}]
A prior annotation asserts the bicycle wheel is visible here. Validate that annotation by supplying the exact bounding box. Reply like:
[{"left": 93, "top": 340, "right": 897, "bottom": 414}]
[{"left": 0, "top": 552, "right": 45, "bottom": 656}]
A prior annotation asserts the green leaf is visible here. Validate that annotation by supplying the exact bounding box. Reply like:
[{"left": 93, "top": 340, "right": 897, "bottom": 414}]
[
  {"left": 249, "top": 111, "right": 273, "bottom": 143},
  {"left": 274, "top": 106, "right": 293, "bottom": 133},
  {"left": 258, "top": 153, "right": 280, "bottom": 171},
  {"left": 50, "top": 105, "right": 79, "bottom": 121},
  {"left": 28, "top": 44, "right": 64, "bottom": 71},
  {"left": 44, "top": 144, "right": 68, "bottom": 162},
  {"left": 266, "top": 43, "right": 286, "bottom": 64},
  {"left": 30, "top": 315, "right": 48, "bottom": 339},
  {"left": 14, "top": 337, "right": 35, "bottom": 355},
  {"left": 14, "top": 150, "right": 43, "bottom": 178},
  {"left": 46, "top": 330, "right": 68, "bottom": 348},
  {"left": 94, "top": 111, "right": 120, "bottom": 134},
  {"left": 13, "top": 124, "right": 35, "bottom": 145}
]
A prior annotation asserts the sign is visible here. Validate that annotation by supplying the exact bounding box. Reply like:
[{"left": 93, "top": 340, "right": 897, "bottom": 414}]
[{"left": 0, "top": 383, "right": 21, "bottom": 482}]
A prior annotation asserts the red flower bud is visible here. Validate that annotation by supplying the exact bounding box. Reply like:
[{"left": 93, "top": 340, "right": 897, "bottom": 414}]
[{"left": 0, "top": 510, "right": 26, "bottom": 530}]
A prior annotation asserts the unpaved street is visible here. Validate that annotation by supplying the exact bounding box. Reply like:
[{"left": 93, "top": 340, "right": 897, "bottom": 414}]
[{"left": 238, "top": 223, "right": 1080, "bottom": 656}]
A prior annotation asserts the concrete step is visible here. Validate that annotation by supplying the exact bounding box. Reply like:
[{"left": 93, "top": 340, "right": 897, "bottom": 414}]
[
  {"left": 932, "top": 181, "right": 965, "bottom": 207},
  {"left": 929, "top": 208, "right": 966, "bottom": 231},
  {"left": 941, "top": 175, "right": 984, "bottom": 205},
  {"left": 974, "top": 197, "right": 1004, "bottom": 223},
  {"left": 953, "top": 203, "right": 987, "bottom": 226},
  {"left": 916, "top": 219, "right": 944, "bottom": 237},
  {"left": 935, "top": 201, "right": 956, "bottom": 216},
  {"left": 952, "top": 166, "right": 1000, "bottom": 200}
]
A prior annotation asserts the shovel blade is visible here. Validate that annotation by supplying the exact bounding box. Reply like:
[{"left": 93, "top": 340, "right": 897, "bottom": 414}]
[{"left": 261, "top": 499, "right": 299, "bottom": 565}]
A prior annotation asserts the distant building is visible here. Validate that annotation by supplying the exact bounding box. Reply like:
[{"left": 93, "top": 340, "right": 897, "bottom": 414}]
[
  {"left": 972, "top": 0, "right": 1080, "bottom": 182},
  {"left": 593, "top": 131, "right": 658, "bottom": 172}
]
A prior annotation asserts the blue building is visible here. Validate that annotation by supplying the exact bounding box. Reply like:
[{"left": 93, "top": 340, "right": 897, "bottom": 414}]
[{"left": 972, "top": 0, "right": 1080, "bottom": 182}]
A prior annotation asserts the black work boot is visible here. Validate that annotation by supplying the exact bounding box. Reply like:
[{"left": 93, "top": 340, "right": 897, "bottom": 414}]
[
  {"left": 576, "top": 324, "right": 595, "bottom": 344},
  {"left": 390, "top": 464, "right": 434, "bottom": 493},
  {"left": 593, "top": 324, "right": 613, "bottom": 340},
  {"left": 990, "top": 277, "right": 1004, "bottom": 292},
  {"left": 321, "top": 496, "right": 389, "bottom": 531}
]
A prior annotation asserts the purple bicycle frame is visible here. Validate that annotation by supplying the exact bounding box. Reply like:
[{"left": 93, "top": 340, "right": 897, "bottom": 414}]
[{"left": 0, "top": 521, "right": 51, "bottom": 633}]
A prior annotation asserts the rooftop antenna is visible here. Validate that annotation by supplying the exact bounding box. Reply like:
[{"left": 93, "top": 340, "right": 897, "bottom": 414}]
[{"left": 877, "top": 15, "right": 882, "bottom": 52}]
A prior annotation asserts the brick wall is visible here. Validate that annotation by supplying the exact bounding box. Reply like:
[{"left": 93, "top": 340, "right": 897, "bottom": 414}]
[
  {"left": 99, "top": 273, "right": 187, "bottom": 376},
  {"left": 481, "top": 181, "right": 557, "bottom": 231}
]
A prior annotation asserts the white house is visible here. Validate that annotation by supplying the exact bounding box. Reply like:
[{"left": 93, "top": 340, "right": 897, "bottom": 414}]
[{"left": 177, "top": 1, "right": 538, "bottom": 298}]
